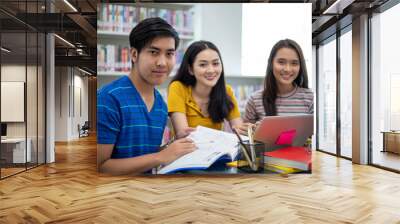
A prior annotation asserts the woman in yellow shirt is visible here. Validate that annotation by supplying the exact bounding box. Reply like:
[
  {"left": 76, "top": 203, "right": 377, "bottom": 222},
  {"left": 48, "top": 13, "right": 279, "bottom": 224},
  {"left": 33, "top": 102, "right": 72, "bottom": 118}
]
[{"left": 168, "top": 40, "right": 249, "bottom": 138}]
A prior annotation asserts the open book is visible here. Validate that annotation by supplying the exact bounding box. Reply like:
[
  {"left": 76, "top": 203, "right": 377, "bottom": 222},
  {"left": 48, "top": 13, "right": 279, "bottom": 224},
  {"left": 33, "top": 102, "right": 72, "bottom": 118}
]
[{"left": 157, "top": 126, "right": 248, "bottom": 174}]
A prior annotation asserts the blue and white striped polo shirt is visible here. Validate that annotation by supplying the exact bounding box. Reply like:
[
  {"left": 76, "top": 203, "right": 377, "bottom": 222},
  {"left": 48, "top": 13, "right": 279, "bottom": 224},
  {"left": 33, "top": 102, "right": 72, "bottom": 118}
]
[{"left": 97, "top": 75, "right": 167, "bottom": 158}]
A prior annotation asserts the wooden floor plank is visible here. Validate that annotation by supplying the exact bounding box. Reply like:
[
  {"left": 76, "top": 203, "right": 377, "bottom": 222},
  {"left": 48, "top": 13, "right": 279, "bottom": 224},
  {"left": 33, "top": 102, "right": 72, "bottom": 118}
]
[{"left": 0, "top": 135, "right": 400, "bottom": 223}]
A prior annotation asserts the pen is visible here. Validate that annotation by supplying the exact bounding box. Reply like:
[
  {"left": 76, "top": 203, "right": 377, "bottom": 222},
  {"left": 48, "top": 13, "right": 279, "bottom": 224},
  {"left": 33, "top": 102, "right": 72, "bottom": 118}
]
[
  {"left": 232, "top": 128, "right": 256, "bottom": 171},
  {"left": 247, "top": 126, "right": 257, "bottom": 167},
  {"left": 159, "top": 136, "right": 175, "bottom": 150}
]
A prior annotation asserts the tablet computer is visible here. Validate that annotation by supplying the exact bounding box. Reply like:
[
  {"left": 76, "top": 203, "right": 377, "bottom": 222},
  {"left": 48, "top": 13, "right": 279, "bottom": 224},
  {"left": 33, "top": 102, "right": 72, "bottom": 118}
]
[{"left": 253, "top": 114, "right": 314, "bottom": 150}]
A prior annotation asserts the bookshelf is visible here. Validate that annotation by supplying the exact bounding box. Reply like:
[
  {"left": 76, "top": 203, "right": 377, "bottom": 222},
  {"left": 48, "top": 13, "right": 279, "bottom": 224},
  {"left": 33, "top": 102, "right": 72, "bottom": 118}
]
[
  {"left": 97, "top": 3, "right": 195, "bottom": 74},
  {"left": 97, "top": 3, "right": 264, "bottom": 114}
]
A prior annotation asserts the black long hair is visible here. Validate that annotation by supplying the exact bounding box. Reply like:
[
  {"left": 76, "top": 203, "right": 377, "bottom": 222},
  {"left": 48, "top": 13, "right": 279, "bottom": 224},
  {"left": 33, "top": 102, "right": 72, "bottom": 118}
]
[
  {"left": 170, "top": 40, "right": 233, "bottom": 123},
  {"left": 263, "top": 39, "right": 309, "bottom": 116}
]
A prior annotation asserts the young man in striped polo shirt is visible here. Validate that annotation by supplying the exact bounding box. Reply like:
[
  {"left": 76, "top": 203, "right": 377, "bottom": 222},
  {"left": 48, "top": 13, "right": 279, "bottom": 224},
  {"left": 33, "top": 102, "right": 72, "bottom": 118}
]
[{"left": 97, "top": 18, "right": 196, "bottom": 175}]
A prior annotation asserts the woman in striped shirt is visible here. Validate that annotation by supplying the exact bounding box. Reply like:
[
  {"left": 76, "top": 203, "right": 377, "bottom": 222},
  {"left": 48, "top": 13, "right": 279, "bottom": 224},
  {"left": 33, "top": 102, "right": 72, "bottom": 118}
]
[{"left": 244, "top": 39, "right": 314, "bottom": 124}]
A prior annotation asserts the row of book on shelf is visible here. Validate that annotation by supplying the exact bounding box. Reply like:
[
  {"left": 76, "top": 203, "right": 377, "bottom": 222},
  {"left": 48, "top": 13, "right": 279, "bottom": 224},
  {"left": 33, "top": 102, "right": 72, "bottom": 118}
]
[
  {"left": 98, "top": 4, "right": 194, "bottom": 35},
  {"left": 98, "top": 44, "right": 130, "bottom": 73},
  {"left": 97, "top": 44, "right": 185, "bottom": 73}
]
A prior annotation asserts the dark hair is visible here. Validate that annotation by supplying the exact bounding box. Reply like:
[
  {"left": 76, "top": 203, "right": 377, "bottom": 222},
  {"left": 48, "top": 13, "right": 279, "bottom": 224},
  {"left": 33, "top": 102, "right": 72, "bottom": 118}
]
[
  {"left": 171, "top": 40, "right": 233, "bottom": 123},
  {"left": 263, "top": 39, "right": 309, "bottom": 116},
  {"left": 129, "top": 17, "right": 180, "bottom": 65}
]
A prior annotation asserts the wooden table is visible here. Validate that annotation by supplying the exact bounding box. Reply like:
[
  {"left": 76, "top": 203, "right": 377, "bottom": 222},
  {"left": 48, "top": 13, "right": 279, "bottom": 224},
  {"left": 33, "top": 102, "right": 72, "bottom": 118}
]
[{"left": 381, "top": 131, "right": 400, "bottom": 154}]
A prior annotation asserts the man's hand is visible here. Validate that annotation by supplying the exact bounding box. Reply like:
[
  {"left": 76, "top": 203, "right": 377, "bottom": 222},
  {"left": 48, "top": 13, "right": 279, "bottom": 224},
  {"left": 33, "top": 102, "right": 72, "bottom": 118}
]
[
  {"left": 176, "top": 127, "right": 196, "bottom": 139},
  {"left": 157, "top": 138, "right": 197, "bottom": 165}
]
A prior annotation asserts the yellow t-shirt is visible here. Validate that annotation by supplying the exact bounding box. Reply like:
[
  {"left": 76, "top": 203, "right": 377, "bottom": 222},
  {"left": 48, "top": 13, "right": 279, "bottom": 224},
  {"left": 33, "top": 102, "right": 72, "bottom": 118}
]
[{"left": 168, "top": 81, "right": 241, "bottom": 130}]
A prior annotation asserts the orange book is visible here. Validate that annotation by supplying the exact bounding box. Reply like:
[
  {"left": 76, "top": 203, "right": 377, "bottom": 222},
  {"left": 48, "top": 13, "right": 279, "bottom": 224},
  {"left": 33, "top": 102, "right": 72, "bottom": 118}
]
[{"left": 264, "top": 147, "right": 311, "bottom": 171}]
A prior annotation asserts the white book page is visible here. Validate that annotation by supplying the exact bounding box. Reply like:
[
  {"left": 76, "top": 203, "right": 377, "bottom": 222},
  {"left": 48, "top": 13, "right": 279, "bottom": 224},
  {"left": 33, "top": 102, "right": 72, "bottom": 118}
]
[
  {"left": 157, "top": 150, "right": 226, "bottom": 174},
  {"left": 158, "top": 126, "right": 248, "bottom": 174},
  {"left": 190, "top": 126, "right": 248, "bottom": 156}
]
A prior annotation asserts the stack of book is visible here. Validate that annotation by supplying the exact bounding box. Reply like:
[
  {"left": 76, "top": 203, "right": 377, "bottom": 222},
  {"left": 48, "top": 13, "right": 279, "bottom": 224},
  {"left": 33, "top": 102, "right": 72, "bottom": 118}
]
[{"left": 263, "top": 146, "right": 311, "bottom": 174}]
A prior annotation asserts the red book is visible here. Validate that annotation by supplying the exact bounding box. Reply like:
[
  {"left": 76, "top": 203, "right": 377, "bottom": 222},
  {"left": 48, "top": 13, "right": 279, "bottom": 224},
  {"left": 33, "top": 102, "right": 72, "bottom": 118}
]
[{"left": 264, "top": 147, "right": 311, "bottom": 171}]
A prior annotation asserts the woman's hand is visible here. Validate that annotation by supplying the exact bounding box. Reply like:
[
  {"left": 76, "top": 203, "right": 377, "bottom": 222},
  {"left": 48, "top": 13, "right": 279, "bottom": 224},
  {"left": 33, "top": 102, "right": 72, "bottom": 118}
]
[
  {"left": 232, "top": 122, "right": 254, "bottom": 136},
  {"left": 254, "top": 120, "right": 261, "bottom": 130}
]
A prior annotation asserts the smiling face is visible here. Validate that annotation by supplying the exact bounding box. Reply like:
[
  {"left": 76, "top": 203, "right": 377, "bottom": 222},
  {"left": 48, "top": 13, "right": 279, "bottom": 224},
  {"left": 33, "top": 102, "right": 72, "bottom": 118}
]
[
  {"left": 189, "top": 48, "right": 222, "bottom": 89},
  {"left": 272, "top": 47, "right": 300, "bottom": 88},
  {"left": 131, "top": 36, "right": 176, "bottom": 86}
]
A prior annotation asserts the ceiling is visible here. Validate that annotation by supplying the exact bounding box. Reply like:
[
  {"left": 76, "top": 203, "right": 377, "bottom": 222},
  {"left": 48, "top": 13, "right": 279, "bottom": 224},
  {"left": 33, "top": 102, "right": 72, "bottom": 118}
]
[
  {"left": 307, "top": 0, "right": 389, "bottom": 43},
  {"left": 0, "top": 0, "right": 96, "bottom": 75},
  {"left": 0, "top": 0, "right": 395, "bottom": 75}
]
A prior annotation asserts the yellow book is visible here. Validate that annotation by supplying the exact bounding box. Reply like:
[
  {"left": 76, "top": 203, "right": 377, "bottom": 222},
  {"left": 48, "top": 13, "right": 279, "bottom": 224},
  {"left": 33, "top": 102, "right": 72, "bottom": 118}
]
[
  {"left": 264, "top": 164, "right": 303, "bottom": 174},
  {"left": 226, "top": 160, "right": 249, "bottom": 167}
]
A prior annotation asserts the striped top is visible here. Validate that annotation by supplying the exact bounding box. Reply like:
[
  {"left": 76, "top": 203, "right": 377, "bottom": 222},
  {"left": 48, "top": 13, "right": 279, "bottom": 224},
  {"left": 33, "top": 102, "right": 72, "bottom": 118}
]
[
  {"left": 243, "top": 86, "right": 314, "bottom": 123},
  {"left": 97, "top": 76, "right": 167, "bottom": 159}
]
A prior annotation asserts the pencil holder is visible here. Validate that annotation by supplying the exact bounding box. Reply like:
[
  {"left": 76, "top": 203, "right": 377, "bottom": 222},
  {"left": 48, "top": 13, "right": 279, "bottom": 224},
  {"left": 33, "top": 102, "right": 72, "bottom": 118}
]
[{"left": 237, "top": 140, "right": 265, "bottom": 173}]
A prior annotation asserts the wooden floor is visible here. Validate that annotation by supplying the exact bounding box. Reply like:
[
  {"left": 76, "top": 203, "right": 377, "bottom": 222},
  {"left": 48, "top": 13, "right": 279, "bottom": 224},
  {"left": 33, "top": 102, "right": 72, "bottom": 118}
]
[
  {"left": 1, "top": 167, "right": 26, "bottom": 178},
  {"left": 373, "top": 150, "right": 400, "bottom": 171},
  {"left": 1, "top": 135, "right": 400, "bottom": 223},
  {"left": 1, "top": 163, "right": 46, "bottom": 178}
]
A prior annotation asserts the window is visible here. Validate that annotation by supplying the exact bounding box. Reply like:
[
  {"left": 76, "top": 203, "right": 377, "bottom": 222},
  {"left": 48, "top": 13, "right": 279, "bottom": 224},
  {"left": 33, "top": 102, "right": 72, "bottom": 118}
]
[
  {"left": 339, "top": 28, "right": 352, "bottom": 158},
  {"left": 317, "top": 36, "right": 337, "bottom": 154},
  {"left": 371, "top": 3, "right": 400, "bottom": 171},
  {"left": 0, "top": 1, "right": 47, "bottom": 179}
]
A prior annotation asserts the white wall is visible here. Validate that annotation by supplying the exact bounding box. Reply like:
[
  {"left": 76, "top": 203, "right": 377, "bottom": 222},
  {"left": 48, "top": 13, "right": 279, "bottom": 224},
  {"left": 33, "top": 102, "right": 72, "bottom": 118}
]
[
  {"left": 1, "top": 65, "right": 38, "bottom": 138},
  {"left": 195, "top": 4, "right": 242, "bottom": 76},
  {"left": 1, "top": 64, "right": 46, "bottom": 163},
  {"left": 241, "top": 3, "right": 312, "bottom": 77},
  {"left": 55, "top": 66, "right": 68, "bottom": 141},
  {"left": 1, "top": 65, "right": 25, "bottom": 139},
  {"left": 1, "top": 82, "right": 25, "bottom": 122},
  {"left": 54, "top": 67, "right": 89, "bottom": 141},
  {"left": 1, "top": 65, "right": 26, "bottom": 82},
  {"left": 192, "top": 3, "right": 311, "bottom": 77},
  {"left": 72, "top": 73, "right": 89, "bottom": 138}
]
